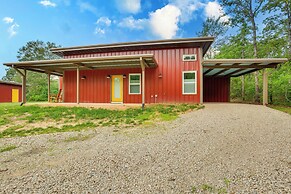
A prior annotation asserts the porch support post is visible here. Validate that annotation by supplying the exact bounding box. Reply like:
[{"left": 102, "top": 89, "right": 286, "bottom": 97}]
[
  {"left": 140, "top": 57, "right": 145, "bottom": 109},
  {"left": 22, "top": 69, "right": 27, "bottom": 104},
  {"left": 13, "top": 67, "right": 26, "bottom": 104},
  {"left": 263, "top": 69, "right": 268, "bottom": 106},
  {"left": 76, "top": 66, "right": 80, "bottom": 104},
  {"left": 48, "top": 73, "right": 51, "bottom": 102},
  {"left": 199, "top": 48, "right": 203, "bottom": 104},
  {"left": 62, "top": 72, "right": 65, "bottom": 102}
]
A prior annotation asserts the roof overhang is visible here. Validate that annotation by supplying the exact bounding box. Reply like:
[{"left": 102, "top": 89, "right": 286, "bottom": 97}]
[
  {"left": 203, "top": 58, "right": 288, "bottom": 77},
  {"left": 3, "top": 54, "right": 158, "bottom": 77},
  {"left": 0, "top": 80, "right": 22, "bottom": 86},
  {"left": 51, "top": 37, "right": 214, "bottom": 57}
]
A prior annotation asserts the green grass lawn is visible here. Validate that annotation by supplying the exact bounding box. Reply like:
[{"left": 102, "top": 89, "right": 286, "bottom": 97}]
[
  {"left": 0, "top": 103, "right": 203, "bottom": 138},
  {"left": 268, "top": 105, "right": 291, "bottom": 115},
  {"left": 0, "top": 144, "right": 17, "bottom": 153}
]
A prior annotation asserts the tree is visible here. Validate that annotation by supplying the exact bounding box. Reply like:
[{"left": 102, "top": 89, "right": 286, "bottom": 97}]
[
  {"left": 216, "top": 21, "right": 253, "bottom": 101},
  {"left": 262, "top": 0, "right": 291, "bottom": 58},
  {"left": 197, "top": 17, "right": 228, "bottom": 58},
  {"left": 2, "top": 40, "right": 61, "bottom": 101},
  {"left": 221, "top": 0, "right": 266, "bottom": 103}
]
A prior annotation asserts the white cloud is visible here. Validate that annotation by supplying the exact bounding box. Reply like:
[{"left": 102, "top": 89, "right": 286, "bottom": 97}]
[
  {"left": 8, "top": 23, "right": 19, "bottom": 37},
  {"left": 149, "top": 4, "right": 181, "bottom": 39},
  {"left": 3, "top": 17, "right": 14, "bottom": 24},
  {"left": 116, "top": 0, "right": 141, "bottom": 14},
  {"left": 79, "top": 1, "right": 97, "bottom": 14},
  {"left": 205, "top": 1, "right": 229, "bottom": 23},
  {"left": 3, "top": 17, "right": 19, "bottom": 38},
  {"left": 39, "top": 0, "right": 57, "bottom": 7},
  {"left": 96, "top": 17, "right": 112, "bottom": 27},
  {"left": 118, "top": 16, "right": 147, "bottom": 30},
  {"left": 94, "top": 28, "right": 105, "bottom": 35},
  {"left": 169, "top": 0, "right": 204, "bottom": 23},
  {"left": 94, "top": 17, "right": 111, "bottom": 35}
]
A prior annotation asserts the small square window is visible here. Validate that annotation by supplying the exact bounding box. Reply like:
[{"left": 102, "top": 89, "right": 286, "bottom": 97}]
[{"left": 183, "top": 54, "right": 197, "bottom": 61}]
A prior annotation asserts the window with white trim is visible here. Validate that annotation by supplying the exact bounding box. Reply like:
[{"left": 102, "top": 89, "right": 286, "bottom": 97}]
[
  {"left": 182, "top": 71, "right": 197, "bottom": 94},
  {"left": 129, "top": 74, "right": 141, "bottom": 94}
]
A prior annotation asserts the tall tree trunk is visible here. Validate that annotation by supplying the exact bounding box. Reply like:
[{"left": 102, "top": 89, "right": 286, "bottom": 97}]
[
  {"left": 269, "top": 83, "right": 273, "bottom": 104},
  {"left": 254, "top": 72, "right": 260, "bottom": 103},
  {"left": 287, "top": 1, "right": 291, "bottom": 58},
  {"left": 241, "top": 75, "right": 245, "bottom": 101},
  {"left": 250, "top": 14, "right": 260, "bottom": 103},
  {"left": 241, "top": 49, "right": 245, "bottom": 101}
]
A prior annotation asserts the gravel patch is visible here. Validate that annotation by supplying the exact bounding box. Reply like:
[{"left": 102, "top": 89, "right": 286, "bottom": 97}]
[{"left": 0, "top": 103, "right": 290, "bottom": 193}]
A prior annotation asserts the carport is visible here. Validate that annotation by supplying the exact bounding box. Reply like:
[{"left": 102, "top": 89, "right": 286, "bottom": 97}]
[{"left": 202, "top": 58, "right": 288, "bottom": 105}]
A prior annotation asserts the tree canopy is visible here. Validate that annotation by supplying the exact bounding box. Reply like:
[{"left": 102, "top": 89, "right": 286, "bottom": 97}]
[
  {"left": 2, "top": 40, "right": 61, "bottom": 101},
  {"left": 201, "top": 0, "right": 291, "bottom": 105}
]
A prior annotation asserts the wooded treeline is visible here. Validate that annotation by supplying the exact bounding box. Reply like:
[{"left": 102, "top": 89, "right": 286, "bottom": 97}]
[
  {"left": 2, "top": 41, "right": 60, "bottom": 101},
  {"left": 198, "top": 0, "right": 291, "bottom": 105}
]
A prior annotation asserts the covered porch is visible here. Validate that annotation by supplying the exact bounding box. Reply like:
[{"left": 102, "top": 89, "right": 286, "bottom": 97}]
[
  {"left": 202, "top": 58, "right": 288, "bottom": 105},
  {"left": 4, "top": 54, "right": 158, "bottom": 108}
]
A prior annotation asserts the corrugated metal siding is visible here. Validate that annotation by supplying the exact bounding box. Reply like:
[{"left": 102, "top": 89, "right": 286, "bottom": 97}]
[
  {"left": 203, "top": 77, "right": 230, "bottom": 102},
  {"left": 63, "top": 48, "right": 201, "bottom": 103},
  {"left": 0, "top": 84, "right": 22, "bottom": 103}
]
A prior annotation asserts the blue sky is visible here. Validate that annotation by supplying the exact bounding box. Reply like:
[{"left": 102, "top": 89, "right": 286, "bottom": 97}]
[{"left": 0, "top": 0, "right": 230, "bottom": 78}]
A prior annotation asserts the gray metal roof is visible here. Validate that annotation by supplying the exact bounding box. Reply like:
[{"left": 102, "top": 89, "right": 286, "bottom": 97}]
[
  {"left": 3, "top": 54, "right": 158, "bottom": 76},
  {"left": 203, "top": 58, "right": 288, "bottom": 77},
  {"left": 51, "top": 37, "right": 214, "bottom": 57},
  {"left": 0, "top": 80, "right": 22, "bottom": 86}
]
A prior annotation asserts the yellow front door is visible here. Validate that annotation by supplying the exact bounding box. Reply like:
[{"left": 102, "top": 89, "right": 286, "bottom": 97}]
[
  {"left": 12, "top": 89, "right": 19, "bottom": 102},
  {"left": 111, "top": 75, "right": 123, "bottom": 103}
]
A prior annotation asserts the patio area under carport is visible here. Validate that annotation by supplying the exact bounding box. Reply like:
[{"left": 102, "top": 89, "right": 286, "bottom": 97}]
[
  {"left": 202, "top": 58, "right": 288, "bottom": 105},
  {"left": 23, "top": 102, "right": 141, "bottom": 110}
]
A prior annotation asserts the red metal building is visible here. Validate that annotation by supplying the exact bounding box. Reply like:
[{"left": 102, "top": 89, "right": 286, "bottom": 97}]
[
  {"left": 62, "top": 47, "right": 203, "bottom": 104},
  {"left": 55, "top": 38, "right": 213, "bottom": 105},
  {"left": 0, "top": 81, "right": 22, "bottom": 103},
  {"left": 3, "top": 37, "right": 288, "bottom": 106}
]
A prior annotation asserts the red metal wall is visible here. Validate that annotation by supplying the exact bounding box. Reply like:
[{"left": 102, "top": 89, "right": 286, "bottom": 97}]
[
  {"left": 203, "top": 77, "right": 230, "bottom": 102},
  {"left": 63, "top": 48, "right": 202, "bottom": 104},
  {"left": 0, "top": 84, "right": 22, "bottom": 103}
]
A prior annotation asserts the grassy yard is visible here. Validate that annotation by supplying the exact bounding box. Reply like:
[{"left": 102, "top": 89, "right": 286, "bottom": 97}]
[
  {"left": 0, "top": 103, "right": 203, "bottom": 138},
  {"left": 0, "top": 144, "right": 17, "bottom": 153},
  {"left": 268, "top": 105, "right": 291, "bottom": 115}
]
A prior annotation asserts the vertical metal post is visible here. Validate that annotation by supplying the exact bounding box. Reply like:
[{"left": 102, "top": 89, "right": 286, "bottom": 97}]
[
  {"left": 263, "top": 69, "right": 268, "bottom": 106},
  {"left": 199, "top": 48, "right": 203, "bottom": 104},
  {"left": 48, "top": 73, "right": 51, "bottom": 102},
  {"left": 77, "top": 66, "right": 80, "bottom": 104},
  {"left": 140, "top": 57, "right": 145, "bottom": 109},
  {"left": 62, "top": 72, "right": 65, "bottom": 102},
  {"left": 22, "top": 69, "right": 27, "bottom": 104}
]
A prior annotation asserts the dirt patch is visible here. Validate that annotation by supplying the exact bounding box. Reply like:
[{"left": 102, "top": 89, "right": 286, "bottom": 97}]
[{"left": 19, "top": 147, "right": 47, "bottom": 157}]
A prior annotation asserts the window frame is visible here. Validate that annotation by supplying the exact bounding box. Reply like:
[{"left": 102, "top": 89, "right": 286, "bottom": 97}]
[
  {"left": 128, "top": 73, "right": 141, "bottom": 95},
  {"left": 182, "top": 54, "right": 197, "bottom": 61},
  {"left": 182, "top": 71, "right": 197, "bottom": 95}
]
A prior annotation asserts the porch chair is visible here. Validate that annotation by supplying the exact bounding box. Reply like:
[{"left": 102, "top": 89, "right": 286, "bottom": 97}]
[{"left": 49, "top": 89, "right": 63, "bottom": 103}]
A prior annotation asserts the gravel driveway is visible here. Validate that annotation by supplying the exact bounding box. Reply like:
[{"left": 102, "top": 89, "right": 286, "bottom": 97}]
[{"left": 0, "top": 103, "right": 290, "bottom": 193}]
